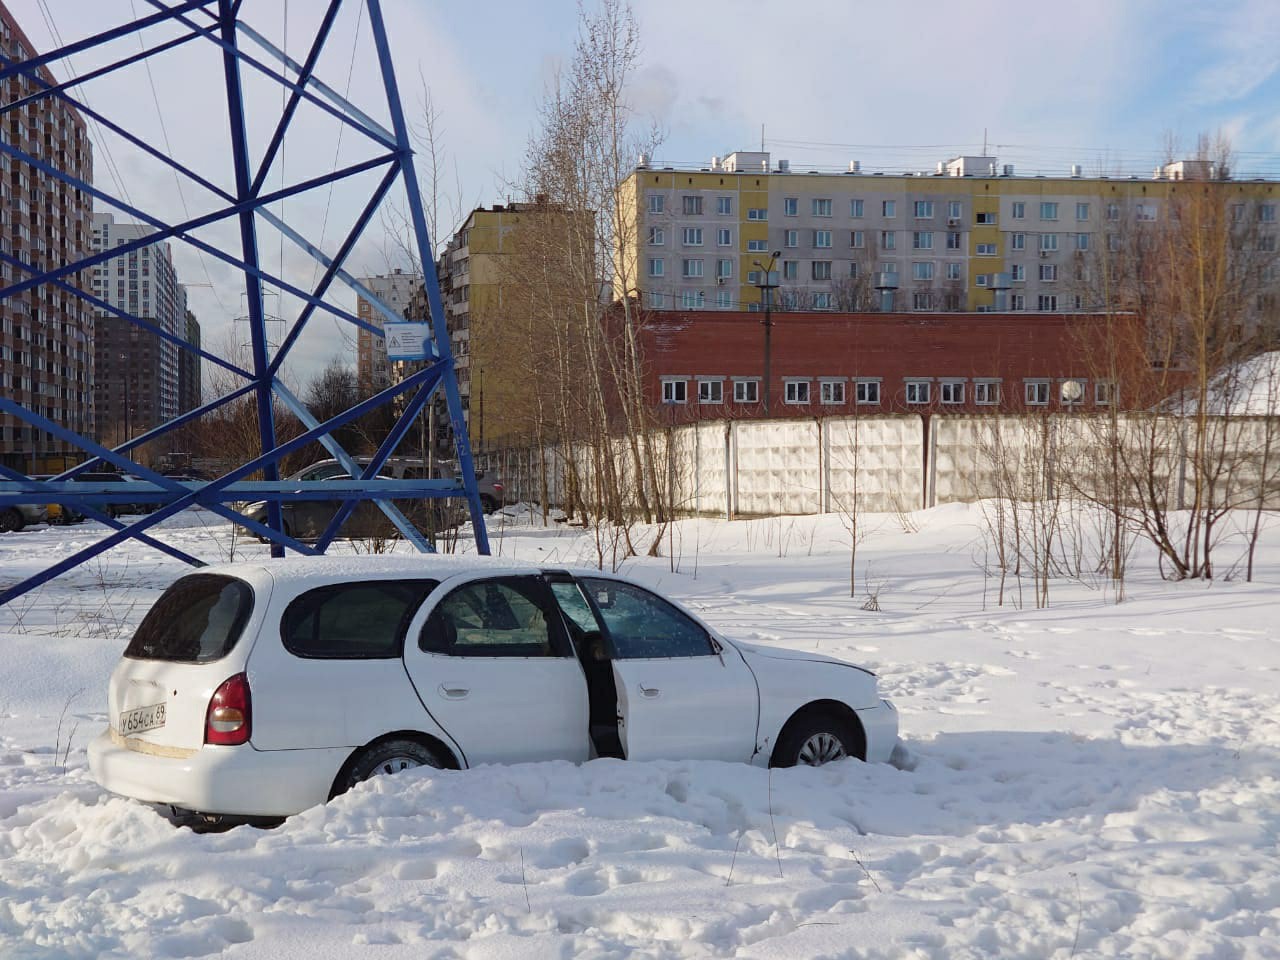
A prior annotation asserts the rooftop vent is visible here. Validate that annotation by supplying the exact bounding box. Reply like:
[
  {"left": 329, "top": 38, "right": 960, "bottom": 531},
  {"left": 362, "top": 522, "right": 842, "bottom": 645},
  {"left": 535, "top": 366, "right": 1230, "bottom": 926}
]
[
  {"left": 776, "top": 159, "right": 790, "bottom": 173},
  {"left": 637, "top": 153, "right": 649, "bottom": 169},
  {"left": 848, "top": 160, "right": 861, "bottom": 174}
]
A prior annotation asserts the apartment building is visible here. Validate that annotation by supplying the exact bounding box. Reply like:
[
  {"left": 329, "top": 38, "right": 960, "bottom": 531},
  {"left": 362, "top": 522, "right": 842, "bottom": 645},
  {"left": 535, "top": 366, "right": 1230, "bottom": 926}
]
[
  {"left": 0, "top": 2, "right": 95, "bottom": 470},
  {"left": 355, "top": 268, "right": 421, "bottom": 394},
  {"left": 617, "top": 151, "right": 1280, "bottom": 318},
  {"left": 178, "top": 309, "right": 201, "bottom": 415},
  {"left": 90, "top": 212, "right": 187, "bottom": 442}
]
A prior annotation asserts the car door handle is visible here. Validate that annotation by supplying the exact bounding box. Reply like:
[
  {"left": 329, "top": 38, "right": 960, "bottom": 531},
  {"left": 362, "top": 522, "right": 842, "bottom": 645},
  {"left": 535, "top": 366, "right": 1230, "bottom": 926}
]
[
  {"left": 438, "top": 684, "right": 470, "bottom": 700},
  {"left": 639, "top": 684, "right": 660, "bottom": 699}
]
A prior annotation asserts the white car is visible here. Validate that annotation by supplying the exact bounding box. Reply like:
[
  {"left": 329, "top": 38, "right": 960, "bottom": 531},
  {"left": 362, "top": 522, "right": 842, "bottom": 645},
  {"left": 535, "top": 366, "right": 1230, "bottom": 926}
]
[{"left": 89, "top": 556, "right": 898, "bottom": 824}]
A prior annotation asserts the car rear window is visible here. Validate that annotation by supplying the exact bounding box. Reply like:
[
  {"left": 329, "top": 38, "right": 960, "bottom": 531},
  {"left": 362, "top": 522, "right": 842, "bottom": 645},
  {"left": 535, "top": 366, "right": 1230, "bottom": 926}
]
[
  {"left": 125, "top": 574, "right": 255, "bottom": 663},
  {"left": 282, "top": 579, "right": 438, "bottom": 659}
]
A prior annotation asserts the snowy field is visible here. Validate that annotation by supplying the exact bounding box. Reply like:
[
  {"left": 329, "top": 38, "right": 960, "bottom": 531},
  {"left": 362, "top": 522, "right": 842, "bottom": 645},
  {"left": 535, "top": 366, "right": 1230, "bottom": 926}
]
[{"left": 2, "top": 504, "right": 1279, "bottom": 959}]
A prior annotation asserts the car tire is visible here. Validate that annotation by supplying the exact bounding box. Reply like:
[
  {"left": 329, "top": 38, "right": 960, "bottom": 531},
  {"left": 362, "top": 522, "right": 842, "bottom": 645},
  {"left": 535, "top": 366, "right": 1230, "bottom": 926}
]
[
  {"left": 480, "top": 494, "right": 498, "bottom": 515},
  {"left": 337, "top": 738, "right": 443, "bottom": 796},
  {"left": 771, "top": 710, "right": 861, "bottom": 768},
  {"left": 0, "top": 508, "right": 23, "bottom": 533}
]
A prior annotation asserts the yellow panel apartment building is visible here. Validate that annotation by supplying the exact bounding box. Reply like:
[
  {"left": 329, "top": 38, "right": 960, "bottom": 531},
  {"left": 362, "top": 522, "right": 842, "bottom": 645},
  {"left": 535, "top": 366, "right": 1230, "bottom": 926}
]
[{"left": 615, "top": 151, "right": 1280, "bottom": 317}]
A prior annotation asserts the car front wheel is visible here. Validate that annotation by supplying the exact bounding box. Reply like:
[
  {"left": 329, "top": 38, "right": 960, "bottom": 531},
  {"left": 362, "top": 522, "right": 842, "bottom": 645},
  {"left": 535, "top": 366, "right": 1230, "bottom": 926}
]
[
  {"left": 0, "top": 508, "right": 24, "bottom": 533},
  {"left": 772, "top": 711, "right": 861, "bottom": 768},
  {"left": 337, "top": 738, "right": 443, "bottom": 796}
]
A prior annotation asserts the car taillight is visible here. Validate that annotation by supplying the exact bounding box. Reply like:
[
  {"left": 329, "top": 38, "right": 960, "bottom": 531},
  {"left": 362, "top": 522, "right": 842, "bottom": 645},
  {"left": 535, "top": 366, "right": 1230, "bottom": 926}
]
[
  {"left": 493, "top": 482, "right": 504, "bottom": 493},
  {"left": 205, "top": 673, "right": 251, "bottom": 746}
]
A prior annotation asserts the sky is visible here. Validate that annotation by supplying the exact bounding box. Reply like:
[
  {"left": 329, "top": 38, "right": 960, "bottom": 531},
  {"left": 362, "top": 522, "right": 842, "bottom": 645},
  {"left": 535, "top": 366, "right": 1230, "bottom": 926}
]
[{"left": 8, "top": 0, "right": 1280, "bottom": 390}]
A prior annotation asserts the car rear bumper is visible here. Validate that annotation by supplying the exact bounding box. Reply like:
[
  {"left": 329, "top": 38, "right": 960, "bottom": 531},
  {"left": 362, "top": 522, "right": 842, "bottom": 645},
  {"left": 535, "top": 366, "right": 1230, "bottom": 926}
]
[
  {"left": 856, "top": 698, "right": 899, "bottom": 763},
  {"left": 88, "top": 728, "right": 349, "bottom": 817}
]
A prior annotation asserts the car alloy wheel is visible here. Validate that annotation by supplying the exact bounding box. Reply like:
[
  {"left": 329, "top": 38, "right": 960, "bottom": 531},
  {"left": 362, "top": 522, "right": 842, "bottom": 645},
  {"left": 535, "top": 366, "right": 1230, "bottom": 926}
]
[
  {"left": 337, "top": 737, "right": 444, "bottom": 798},
  {"left": 0, "top": 508, "right": 23, "bottom": 533},
  {"left": 798, "top": 732, "right": 847, "bottom": 766}
]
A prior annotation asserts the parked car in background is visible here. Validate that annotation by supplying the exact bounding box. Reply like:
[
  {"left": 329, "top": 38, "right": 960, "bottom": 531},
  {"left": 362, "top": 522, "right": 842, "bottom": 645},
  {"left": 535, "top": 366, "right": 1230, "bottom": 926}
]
[
  {"left": 88, "top": 556, "right": 899, "bottom": 824},
  {"left": 239, "top": 457, "right": 465, "bottom": 542},
  {"left": 71, "top": 472, "right": 156, "bottom": 517},
  {"left": 0, "top": 497, "right": 47, "bottom": 533},
  {"left": 29, "top": 475, "right": 83, "bottom": 525}
]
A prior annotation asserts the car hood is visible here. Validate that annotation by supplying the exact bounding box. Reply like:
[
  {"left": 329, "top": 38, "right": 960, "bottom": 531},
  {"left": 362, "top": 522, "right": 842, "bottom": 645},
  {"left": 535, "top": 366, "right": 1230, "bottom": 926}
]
[{"left": 727, "top": 639, "right": 876, "bottom": 677}]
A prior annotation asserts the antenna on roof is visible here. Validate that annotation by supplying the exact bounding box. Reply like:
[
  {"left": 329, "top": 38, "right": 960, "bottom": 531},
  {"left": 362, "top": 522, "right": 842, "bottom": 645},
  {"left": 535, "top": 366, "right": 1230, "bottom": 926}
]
[
  {"left": 983, "top": 127, "right": 988, "bottom": 156},
  {"left": 761, "top": 123, "right": 765, "bottom": 152}
]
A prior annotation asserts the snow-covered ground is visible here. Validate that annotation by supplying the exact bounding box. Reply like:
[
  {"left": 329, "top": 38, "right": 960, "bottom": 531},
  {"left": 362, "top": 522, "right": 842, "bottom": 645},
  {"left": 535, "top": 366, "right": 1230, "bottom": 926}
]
[{"left": 2, "top": 504, "right": 1279, "bottom": 959}]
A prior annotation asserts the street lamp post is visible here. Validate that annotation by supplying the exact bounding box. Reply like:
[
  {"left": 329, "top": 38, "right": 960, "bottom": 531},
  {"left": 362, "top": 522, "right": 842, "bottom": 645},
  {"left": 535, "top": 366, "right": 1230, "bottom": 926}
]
[
  {"left": 753, "top": 252, "right": 781, "bottom": 415},
  {"left": 119, "top": 352, "right": 131, "bottom": 442}
]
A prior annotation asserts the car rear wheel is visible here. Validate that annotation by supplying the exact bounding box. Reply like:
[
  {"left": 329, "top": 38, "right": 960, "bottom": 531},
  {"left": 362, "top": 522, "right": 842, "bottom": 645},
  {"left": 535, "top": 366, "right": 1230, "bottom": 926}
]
[
  {"left": 0, "top": 508, "right": 24, "bottom": 533},
  {"left": 772, "top": 711, "right": 861, "bottom": 768},
  {"left": 338, "top": 738, "right": 443, "bottom": 795}
]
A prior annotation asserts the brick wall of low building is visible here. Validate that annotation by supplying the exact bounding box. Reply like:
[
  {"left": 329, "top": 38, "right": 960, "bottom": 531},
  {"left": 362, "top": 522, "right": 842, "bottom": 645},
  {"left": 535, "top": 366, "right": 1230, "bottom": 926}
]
[{"left": 638, "top": 310, "right": 1129, "bottom": 420}]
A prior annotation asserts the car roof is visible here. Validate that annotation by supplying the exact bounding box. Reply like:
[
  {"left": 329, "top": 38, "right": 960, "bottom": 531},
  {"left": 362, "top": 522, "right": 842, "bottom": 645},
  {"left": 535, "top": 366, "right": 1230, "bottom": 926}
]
[{"left": 199, "top": 554, "right": 547, "bottom": 592}]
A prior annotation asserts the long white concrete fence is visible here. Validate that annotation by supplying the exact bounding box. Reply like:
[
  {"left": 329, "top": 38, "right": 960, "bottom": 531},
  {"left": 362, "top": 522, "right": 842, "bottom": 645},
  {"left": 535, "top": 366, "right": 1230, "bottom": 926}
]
[{"left": 480, "top": 414, "right": 1280, "bottom": 516}]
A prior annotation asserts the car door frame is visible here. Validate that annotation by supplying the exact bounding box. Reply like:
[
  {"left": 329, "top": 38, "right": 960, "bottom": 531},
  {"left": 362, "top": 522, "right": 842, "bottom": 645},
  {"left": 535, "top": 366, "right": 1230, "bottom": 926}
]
[{"left": 400, "top": 570, "right": 593, "bottom": 767}]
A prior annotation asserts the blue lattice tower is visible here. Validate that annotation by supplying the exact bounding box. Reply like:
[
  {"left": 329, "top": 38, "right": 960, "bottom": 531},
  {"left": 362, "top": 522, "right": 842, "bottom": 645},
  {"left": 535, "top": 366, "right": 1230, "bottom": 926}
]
[{"left": 0, "top": 0, "right": 490, "bottom": 606}]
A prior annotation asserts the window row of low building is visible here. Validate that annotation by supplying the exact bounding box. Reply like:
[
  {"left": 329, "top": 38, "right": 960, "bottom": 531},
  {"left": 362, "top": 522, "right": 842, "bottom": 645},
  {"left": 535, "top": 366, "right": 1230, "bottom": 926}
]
[{"left": 659, "top": 375, "right": 1116, "bottom": 408}]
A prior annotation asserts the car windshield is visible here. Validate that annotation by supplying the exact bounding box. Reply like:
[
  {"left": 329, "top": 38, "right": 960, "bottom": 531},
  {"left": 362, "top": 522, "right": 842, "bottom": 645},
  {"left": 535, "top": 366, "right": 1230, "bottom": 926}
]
[{"left": 124, "top": 574, "right": 254, "bottom": 663}]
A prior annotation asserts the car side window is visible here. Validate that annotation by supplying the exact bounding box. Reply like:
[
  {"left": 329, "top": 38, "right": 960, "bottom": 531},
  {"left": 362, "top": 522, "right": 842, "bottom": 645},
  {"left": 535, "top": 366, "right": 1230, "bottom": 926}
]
[
  {"left": 581, "top": 578, "right": 713, "bottom": 659},
  {"left": 550, "top": 581, "right": 602, "bottom": 635},
  {"left": 420, "top": 577, "right": 571, "bottom": 658},
  {"left": 282, "top": 579, "right": 438, "bottom": 659}
]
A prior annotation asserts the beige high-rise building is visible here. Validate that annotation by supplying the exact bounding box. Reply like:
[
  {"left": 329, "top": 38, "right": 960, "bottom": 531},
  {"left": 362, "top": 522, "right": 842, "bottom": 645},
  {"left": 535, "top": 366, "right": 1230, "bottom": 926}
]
[
  {"left": 355, "top": 268, "right": 421, "bottom": 394},
  {"left": 0, "top": 2, "right": 94, "bottom": 470}
]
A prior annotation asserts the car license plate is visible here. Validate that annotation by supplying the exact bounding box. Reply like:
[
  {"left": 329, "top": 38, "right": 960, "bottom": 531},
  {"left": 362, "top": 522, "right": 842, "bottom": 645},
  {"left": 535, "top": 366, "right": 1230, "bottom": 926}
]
[{"left": 119, "top": 702, "right": 166, "bottom": 736}]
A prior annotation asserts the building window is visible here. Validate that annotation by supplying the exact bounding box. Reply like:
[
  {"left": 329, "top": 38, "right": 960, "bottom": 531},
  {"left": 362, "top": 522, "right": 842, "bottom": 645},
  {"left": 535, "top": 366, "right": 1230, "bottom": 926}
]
[
  {"left": 1012, "top": 201, "right": 1025, "bottom": 220},
  {"left": 912, "top": 261, "right": 935, "bottom": 281},
  {"left": 948, "top": 200, "right": 963, "bottom": 220},
  {"left": 975, "top": 274, "right": 989, "bottom": 287},
  {"left": 855, "top": 380, "right": 880, "bottom": 404},
  {"left": 905, "top": 380, "right": 930, "bottom": 404},
  {"left": 748, "top": 239, "right": 768, "bottom": 252},
  {"left": 1025, "top": 380, "right": 1049, "bottom": 405},
  {"left": 1136, "top": 204, "right": 1157, "bottom": 222},
  {"left": 813, "top": 292, "right": 832, "bottom": 309},
  {"left": 1106, "top": 203, "right": 1120, "bottom": 221},
  {"left": 813, "top": 198, "right": 833, "bottom": 217},
  {"left": 1059, "top": 379, "right": 1086, "bottom": 405},
  {"left": 1039, "top": 264, "right": 1058, "bottom": 281},
  {"left": 717, "top": 196, "right": 733, "bottom": 216},
  {"left": 913, "top": 231, "right": 933, "bottom": 249},
  {"left": 1075, "top": 233, "right": 1090, "bottom": 251},
  {"left": 1108, "top": 233, "right": 1121, "bottom": 251},
  {"left": 784, "top": 379, "right": 810, "bottom": 404},
  {"left": 974, "top": 380, "right": 1000, "bottom": 405},
  {"left": 681, "top": 290, "right": 705, "bottom": 309},
  {"left": 850, "top": 199, "right": 864, "bottom": 218},
  {"left": 648, "top": 226, "right": 664, "bottom": 245},
  {"left": 813, "top": 230, "right": 832, "bottom": 248},
  {"left": 976, "top": 212, "right": 997, "bottom": 225},
  {"left": 1261, "top": 204, "right": 1278, "bottom": 222},
  {"left": 812, "top": 260, "right": 832, "bottom": 280},
  {"left": 880, "top": 231, "right": 896, "bottom": 250},
  {"left": 648, "top": 258, "right": 664, "bottom": 277},
  {"left": 1010, "top": 264, "right": 1026, "bottom": 281},
  {"left": 849, "top": 261, "right": 859, "bottom": 278},
  {"left": 913, "top": 200, "right": 934, "bottom": 219},
  {"left": 682, "top": 258, "right": 703, "bottom": 278},
  {"left": 697, "top": 378, "right": 723, "bottom": 403},
  {"left": 782, "top": 260, "right": 798, "bottom": 280},
  {"left": 716, "top": 258, "right": 733, "bottom": 279},
  {"left": 717, "top": 228, "right": 732, "bottom": 246},
  {"left": 945, "top": 262, "right": 962, "bottom": 281},
  {"left": 683, "top": 195, "right": 703, "bottom": 216},
  {"left": 715, "top": 289, "right": 732, "bottom": 309},
  {"left": 946, "top": 231, "right": 962, "bottom": 250},
  {"left": 683, "top": 227, "right": 703, "bottom": 246},
  {"left": 785, "top": 229, "right": 799, "bottom": 248},
  {"left": 1076, "top": 202, "right": 1090, "bottom": 221},
  {"left": 1260, "top": 234, "right": 1278, "bottom": 253},
  {"left": 819, "top": 379, "right": 845, "bottom": 404},
  {"left": 1010, "top": 293, "right": 1025, "bottom": 310},
  {"left": 940, "top": 381, "right": 964, "bottom": 404},
  {"left": 646, "top": 290, "right": 664, "bottom": 307},
  {"left": 882, "top": 200, "right": 896, "bottom": 218},
  {"left": 733, "top": 379, "right": 759, "bottom": 403},
  {"left": 976, "top": 242, "right": 997, "bottom": 256},
  {"left": 661, "top": 378, "right": 687, "bottom": 403},
  {"left": 1037, "top": 294, "right": 1058, "bottom": 310},
  {"left": 911, "top": 291, "right": 934, "bottom": 310},
  {"left": 648, "top": 194, "right": 665, "bottom": 214},
  {"left": 851, "top": 230, "right": 865, "bottom": 248},
  {"left": 1039, "top": 233, "right": 1059, "bottom": 252},
  {"left": 1095, "top": 380, "right": 1116, "bottom": 405},
  {"left": 747, "top": 208, "right": 768, "bottom": 221},
  {"left": 1011, "top": 233, "right": 1026, "bottom": 250},
  {"left": 1040, "top": 202, "right": 1059, "bottom": 221},
  {"left": 784, "top": 197, "right": 798, "bottom": 216}
]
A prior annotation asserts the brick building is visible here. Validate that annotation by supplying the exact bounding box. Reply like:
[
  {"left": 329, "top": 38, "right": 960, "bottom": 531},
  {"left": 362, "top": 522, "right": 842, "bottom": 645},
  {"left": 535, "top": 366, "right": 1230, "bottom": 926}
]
[
  {"left": 640, "top": 310, "right": 1126, "bottom": 420},
  {"left": 0, "top": 2, "right": 95, "bottom": 470}
]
